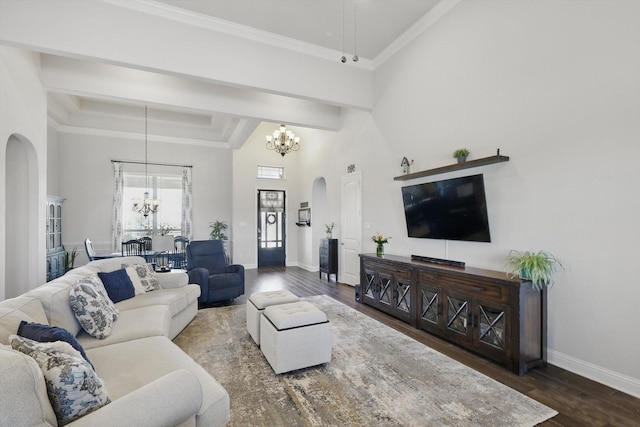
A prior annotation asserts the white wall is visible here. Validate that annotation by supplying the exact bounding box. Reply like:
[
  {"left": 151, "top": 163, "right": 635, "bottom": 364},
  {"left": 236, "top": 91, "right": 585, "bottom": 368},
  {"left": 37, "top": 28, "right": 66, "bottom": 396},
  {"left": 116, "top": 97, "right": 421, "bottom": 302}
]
[
  {"left": 55, "top": 131, "right": 233, "bottom": 264},
  {"left": 334, "top": 0, "right": 640, "bottom": 396},
  {"left": 0, "top": 46, "right": 47, "bottom": 299}
]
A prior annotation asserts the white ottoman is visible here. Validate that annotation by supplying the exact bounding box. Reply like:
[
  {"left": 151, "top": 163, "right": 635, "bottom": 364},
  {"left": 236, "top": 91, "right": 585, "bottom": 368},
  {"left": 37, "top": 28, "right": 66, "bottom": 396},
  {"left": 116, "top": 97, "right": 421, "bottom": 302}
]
[
  {"left": 260, "top": 301, "right": 332, "bottom": 374},
  {"left": 246, "top": 290, "right": 300, "bottom": 346}
]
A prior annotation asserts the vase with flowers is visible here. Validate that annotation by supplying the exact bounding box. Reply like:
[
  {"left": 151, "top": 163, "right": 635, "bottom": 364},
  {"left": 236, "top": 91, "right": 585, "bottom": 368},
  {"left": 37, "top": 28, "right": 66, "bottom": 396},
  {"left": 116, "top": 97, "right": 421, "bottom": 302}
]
[
  {"left": 325, "top": 222, "right": 334, "bottom": 239},
  {"left": 372, "top": 233, "right": 390, "bottom": 257}
]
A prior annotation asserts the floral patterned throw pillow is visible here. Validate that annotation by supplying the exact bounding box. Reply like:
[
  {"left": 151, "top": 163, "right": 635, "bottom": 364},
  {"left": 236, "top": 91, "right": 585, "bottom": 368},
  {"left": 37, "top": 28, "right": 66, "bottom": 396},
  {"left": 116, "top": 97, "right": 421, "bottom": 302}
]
[
  {"left": 122, "top": 263, "right": 160, "bottom": 292},
  {"left": 78, "top": 274, "right": 119, "bottom": 320},
  {"left": 10, "top": 335, "right": 110, "bottom": 425},
  {"left": 69, "top": 282, "right": 113, "bottom": 339}
]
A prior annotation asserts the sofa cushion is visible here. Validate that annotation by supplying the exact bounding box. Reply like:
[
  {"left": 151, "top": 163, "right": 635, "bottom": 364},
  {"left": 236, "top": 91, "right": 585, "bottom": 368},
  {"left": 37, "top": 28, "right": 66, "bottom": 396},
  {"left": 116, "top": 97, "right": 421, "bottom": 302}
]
[
  {"left": 86, "top": 336, "right": 229, "bottom": 425},
  {"left": 114, "top": 287, "right": 197, "bottom": 317},
  {"left": 18, "top": 320, "right": 93, "bottom": 368},
  {"left": 0, "top": 344, "right": 57, "bottom": 427},
  {"left": 77, "top": 305, "right": 171, "bottom": 350},
  {"left": 0, "top": 296, "right": 48, "bottom": 345},
  {"left": 98, "top": 269, "right": 135, "bottom": 303},
  {"left": 123, "top": 263, "right": 160, "bottom": 292},
  {"left": 26, "top": 282, "right": 82, "bottom": 336},
  {"left": 10, "top": 336, "right": 111, "bottom": 426},
  {"left": 69, "top": 283, "right": 114, "bottom": 339}
]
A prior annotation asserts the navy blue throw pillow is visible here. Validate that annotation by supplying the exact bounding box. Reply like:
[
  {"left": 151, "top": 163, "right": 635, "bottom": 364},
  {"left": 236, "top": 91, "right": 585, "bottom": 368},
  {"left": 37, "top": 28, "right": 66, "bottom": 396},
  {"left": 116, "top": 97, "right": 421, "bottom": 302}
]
[
  {"left": 98, "top": 269, "right": 135, "bottom": 303},
  {"left": 17, "top": 320, "right": 93, "bottom": 368}
]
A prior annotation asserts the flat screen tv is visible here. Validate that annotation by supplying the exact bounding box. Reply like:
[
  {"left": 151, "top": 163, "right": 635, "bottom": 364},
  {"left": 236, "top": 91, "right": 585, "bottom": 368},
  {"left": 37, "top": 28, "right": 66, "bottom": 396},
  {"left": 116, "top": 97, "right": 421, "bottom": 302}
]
[{"left": 401, "top": 174, "right": 491, "bottom": 242}]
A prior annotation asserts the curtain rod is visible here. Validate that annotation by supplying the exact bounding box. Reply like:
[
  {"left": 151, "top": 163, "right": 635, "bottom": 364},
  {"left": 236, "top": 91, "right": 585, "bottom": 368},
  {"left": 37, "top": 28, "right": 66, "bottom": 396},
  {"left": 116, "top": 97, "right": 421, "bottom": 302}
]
[{"left": 111, "top": 159, "right": 193, "bottom": 168}]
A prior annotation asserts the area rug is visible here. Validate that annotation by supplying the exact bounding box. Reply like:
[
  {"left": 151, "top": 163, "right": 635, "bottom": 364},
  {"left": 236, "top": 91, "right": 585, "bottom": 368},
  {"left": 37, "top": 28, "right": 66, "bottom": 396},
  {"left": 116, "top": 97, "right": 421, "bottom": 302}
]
[{"left": 174, "top": 295, "right": 557, "bottom": 426}]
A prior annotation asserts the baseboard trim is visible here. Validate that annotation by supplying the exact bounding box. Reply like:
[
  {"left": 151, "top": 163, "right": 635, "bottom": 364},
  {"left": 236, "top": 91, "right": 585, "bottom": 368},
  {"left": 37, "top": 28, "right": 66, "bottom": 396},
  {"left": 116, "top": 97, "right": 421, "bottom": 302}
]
[{"left": 548, "top": 350, "right": 640, "bottom": 398}]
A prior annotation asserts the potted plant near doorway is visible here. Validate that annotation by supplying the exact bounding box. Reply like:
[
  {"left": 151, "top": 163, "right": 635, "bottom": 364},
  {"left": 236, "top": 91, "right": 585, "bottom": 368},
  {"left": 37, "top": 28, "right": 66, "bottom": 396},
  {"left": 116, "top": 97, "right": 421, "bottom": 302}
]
[{"left": 209, "top": 221, "right": 228, "bottom": 240}]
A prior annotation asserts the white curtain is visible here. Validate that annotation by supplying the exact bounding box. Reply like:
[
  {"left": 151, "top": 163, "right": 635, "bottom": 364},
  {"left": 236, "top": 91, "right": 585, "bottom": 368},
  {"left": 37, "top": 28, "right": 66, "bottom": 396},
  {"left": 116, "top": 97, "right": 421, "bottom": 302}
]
[
  {"left": 112, "top": 162, "right": 124, "bottom": 251},
  {"left": 181, "top": 167, "right": 193, "bottom": 240}
]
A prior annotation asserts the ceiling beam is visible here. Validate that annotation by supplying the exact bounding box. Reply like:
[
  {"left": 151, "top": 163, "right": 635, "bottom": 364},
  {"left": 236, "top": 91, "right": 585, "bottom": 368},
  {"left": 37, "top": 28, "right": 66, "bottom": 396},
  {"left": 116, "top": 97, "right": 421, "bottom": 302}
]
[
  {"left": 41, "top": 55, "right": 342, "bottom": 132},
  {"left": 0, "top": 0, "right": 373, "bottom": 111}
]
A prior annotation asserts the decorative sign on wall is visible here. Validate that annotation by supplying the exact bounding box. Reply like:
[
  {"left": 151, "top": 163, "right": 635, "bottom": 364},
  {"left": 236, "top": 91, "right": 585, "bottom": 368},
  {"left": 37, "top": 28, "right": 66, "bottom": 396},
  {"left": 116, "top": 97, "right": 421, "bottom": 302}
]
[
  {"left": 347, "top": 164, "right": 355, "bottom": 173},
  {"left": 300, "top": 202, "right": 309, "bottom": 208}
]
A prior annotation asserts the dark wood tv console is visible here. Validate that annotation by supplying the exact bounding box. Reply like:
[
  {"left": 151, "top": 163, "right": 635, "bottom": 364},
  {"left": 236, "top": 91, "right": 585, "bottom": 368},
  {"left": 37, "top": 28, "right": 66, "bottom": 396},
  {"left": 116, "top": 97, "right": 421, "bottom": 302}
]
[{"left": 359, "top": 253, "right": 546, "bottom": 375}]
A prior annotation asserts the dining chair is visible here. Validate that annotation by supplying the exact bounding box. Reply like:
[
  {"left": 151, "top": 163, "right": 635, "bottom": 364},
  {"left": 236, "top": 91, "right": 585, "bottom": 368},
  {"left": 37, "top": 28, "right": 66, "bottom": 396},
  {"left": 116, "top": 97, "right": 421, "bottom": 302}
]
[{"left": 122, "top": 239, "right": 145, "bottom": 256}]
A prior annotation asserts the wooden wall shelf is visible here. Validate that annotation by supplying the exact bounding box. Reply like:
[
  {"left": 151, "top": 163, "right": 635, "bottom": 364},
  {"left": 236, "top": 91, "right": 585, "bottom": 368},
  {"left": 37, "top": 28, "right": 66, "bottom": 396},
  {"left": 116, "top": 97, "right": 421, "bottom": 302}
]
[{"left": 394, "top": 154, "right": 509, "bottom": 181}]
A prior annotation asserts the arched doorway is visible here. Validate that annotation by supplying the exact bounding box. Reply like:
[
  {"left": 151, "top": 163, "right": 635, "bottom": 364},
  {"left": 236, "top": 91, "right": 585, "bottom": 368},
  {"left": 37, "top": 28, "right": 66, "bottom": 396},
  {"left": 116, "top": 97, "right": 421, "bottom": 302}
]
[{"left": 5, "top": 134, "right": 39, "bottom": 298}]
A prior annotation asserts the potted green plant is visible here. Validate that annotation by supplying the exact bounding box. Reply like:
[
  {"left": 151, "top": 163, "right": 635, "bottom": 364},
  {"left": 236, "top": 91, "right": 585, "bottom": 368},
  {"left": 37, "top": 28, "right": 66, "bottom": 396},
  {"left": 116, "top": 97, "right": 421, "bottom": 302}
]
[
  {"left": 325, "top": 222, "right": 334, "bottom": 238},
  {"left": 506, "top": 250, "right": 564, "bottom": 290},
  {"left": 453, "top": 148, "right": 470, "bottom": 163},
  {"left": 209, "top": 221, "right": 228, "bottom": 240},
  {"left": 64, "top": 246, "right": 77, "bottom": 273}
]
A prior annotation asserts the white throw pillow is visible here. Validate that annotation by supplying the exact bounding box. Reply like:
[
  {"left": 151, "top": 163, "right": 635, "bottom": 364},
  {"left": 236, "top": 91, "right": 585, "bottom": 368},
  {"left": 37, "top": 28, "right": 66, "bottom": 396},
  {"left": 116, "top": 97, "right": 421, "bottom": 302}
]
[
  {"left": 122, "top": 263, "right": 160, "bottom": 292},
  {"left": 125, "top": 266, "right": 148, "bottom": 295},
  {"left": 69, "top": 282, "right": 113, "bottom": 339},
  {"left": 10, "top": 335, "right": 110, "bottom": 426}
]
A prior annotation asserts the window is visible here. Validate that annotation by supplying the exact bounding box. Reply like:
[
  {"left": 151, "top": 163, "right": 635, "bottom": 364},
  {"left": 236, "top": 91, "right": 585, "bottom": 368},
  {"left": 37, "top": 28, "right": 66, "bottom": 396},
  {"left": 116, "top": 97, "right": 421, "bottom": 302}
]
[
  {"left": 257, "top": 165, "right": 285, "bottom": 180},
  {"left": 122, "top": 172, "right": 182, "bottom": 240}
]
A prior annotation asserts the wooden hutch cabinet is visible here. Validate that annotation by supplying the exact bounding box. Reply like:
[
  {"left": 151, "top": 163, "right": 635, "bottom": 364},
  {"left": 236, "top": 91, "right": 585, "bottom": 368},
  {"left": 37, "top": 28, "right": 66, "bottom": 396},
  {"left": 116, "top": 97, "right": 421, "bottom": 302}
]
[
  {"left": 46, "top": 196, "right": 65, "bottom": 281},
  {"left": 360, "top": 253, "right": 546, "bottom": 375}
]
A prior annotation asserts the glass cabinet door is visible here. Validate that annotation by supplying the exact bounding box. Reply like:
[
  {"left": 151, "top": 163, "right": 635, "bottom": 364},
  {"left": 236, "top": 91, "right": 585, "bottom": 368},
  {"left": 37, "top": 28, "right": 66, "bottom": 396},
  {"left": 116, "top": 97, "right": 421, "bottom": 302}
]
[
  {"left": 446, "top": 294, "right": 470, "bottom": 336},
  {"left": 477, "top": 303, "right": 507, "bottom": 351}
]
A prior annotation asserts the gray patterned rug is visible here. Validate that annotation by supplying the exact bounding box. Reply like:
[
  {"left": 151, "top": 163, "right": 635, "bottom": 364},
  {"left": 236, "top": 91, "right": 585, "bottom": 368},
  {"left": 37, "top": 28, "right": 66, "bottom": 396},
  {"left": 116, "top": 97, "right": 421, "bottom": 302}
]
[{"left": 174, "top": 295, "right": 557, "bottom": 426}]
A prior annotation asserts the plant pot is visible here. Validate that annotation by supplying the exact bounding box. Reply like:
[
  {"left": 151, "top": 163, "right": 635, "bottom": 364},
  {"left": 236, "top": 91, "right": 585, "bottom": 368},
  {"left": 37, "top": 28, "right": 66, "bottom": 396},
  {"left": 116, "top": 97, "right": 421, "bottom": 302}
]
[{"left": 456, "top": 156, "right": 467, "bottom": 164}]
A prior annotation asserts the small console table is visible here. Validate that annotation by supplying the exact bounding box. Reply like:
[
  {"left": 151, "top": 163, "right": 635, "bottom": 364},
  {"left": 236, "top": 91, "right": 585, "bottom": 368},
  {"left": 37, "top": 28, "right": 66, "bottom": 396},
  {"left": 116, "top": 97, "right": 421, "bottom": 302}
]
[
  {"left": 359, "top": 253, "right": 546, "bottom": 375},
  {"left": 319, "top": 239, "right": 338, "bottom": 281}
]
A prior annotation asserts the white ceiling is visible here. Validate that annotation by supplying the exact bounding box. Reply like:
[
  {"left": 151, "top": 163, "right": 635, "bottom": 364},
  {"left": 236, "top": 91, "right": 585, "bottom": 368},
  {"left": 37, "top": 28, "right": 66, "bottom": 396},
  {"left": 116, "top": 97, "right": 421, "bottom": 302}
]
[
  {"left": 154, "top": 0, "right": 441, "bottom": 60},
  {"left": 46, "top": 0, "right": 447, "bottom": 147}
]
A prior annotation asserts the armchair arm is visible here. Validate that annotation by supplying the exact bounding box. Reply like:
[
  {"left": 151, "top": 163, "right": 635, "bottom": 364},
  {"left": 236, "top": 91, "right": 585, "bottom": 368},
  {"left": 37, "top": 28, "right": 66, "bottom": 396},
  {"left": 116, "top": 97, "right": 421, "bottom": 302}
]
[
  {"left": 188, "top": 267, "right": 210, "bottom": 296},
  {"left": 225, "top": 264, "right": 244, "bottom": 278},
  {"left": 69, "top": 370, "right": 201, "bottom": 427},
  {"left": 157, "top": 271, "right": 188, "bottom": 289}
]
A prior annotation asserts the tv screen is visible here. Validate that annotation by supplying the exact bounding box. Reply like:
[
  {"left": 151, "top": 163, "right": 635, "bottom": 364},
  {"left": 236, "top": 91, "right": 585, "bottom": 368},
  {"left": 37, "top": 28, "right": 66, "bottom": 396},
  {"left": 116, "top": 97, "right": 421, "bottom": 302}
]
[{"left": 401, "top": 174, "right": 491, "bottom": 242}]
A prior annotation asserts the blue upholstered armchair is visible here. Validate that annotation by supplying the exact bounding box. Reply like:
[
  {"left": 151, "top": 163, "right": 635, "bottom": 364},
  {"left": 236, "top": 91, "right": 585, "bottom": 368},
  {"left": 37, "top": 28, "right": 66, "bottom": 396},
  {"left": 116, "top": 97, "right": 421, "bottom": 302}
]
[{"left": 186, "top": 240, "right": 244, "bottom": 305}]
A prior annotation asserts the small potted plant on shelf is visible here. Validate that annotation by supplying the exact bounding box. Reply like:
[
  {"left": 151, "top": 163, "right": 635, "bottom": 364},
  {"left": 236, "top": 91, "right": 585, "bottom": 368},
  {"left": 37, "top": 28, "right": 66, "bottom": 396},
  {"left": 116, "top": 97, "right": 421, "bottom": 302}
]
[
  {"left": 209, "top": 221, "right": 228, "bottom": 240},
  {"left": 453, "top": 148, "right": 470, "bottom": 163},
  {"left": 506, "top": 250, "right": 564, "bottom": 290}
]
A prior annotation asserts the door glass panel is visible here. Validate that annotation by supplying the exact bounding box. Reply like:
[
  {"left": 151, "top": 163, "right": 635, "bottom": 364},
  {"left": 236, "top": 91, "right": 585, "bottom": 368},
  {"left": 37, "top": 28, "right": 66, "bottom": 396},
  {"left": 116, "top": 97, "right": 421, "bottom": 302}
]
[
  {"left": 478, "top": 305, "right": 505, "bottom": 349},
  {"left": 421, "top": 288, "right": 438, "bottom": 324},
  {"left": 396, "top": 279, "right": 410, "bottom": 313},
  {"left": 379, "top": 274, "right": 392, "bottom": 306},
  {"left": 447, "top": 296, "right": 468, "bottom": 335}
]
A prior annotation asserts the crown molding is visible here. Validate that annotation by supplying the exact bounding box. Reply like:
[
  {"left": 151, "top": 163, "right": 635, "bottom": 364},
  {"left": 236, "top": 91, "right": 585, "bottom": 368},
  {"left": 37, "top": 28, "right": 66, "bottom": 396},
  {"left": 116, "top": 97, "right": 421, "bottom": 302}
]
[
  {"left": 48, "top": 116, "right": 229, "bottom": 148},
  {"left": 102, "top": 0, "right": 374, "bottom": 70},
  {"left": 373, "top": 0, "right": 462, "bottom": 68}
]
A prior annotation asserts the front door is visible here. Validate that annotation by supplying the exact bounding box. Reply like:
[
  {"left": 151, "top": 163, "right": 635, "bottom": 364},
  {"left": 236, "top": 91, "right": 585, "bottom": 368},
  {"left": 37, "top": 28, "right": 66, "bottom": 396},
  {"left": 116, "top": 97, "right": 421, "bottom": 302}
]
[{"left": 257, "top": 190, "right": 286, "bottom": 267}]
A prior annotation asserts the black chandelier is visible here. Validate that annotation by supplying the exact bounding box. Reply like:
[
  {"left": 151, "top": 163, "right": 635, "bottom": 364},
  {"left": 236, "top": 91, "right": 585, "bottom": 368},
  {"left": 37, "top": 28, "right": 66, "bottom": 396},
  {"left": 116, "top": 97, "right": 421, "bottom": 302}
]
[{"left": 265, "top": 124, "right": 301, "bottom": 157}]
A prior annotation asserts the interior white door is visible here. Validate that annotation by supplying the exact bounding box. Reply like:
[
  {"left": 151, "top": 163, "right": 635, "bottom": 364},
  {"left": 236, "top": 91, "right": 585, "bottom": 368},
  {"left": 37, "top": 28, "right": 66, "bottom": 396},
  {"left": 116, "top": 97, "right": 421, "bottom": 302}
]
[{"left": 340, "top": 172, "right": 362, "bottom": 286}]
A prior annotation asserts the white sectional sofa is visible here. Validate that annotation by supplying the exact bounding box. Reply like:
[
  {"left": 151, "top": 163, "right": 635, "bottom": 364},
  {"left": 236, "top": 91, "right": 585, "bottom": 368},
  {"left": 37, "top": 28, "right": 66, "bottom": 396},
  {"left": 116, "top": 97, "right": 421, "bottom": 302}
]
[{"left": 0, "top": 256, "right": 230, "bottom": 427}]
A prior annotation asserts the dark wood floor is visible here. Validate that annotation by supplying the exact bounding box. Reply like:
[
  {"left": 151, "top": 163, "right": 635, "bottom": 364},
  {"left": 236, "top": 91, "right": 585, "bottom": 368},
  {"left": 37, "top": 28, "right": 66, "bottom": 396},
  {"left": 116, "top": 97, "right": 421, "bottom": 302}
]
[{"left": 211, "top": 266, "right": 639, "bottom": 426}]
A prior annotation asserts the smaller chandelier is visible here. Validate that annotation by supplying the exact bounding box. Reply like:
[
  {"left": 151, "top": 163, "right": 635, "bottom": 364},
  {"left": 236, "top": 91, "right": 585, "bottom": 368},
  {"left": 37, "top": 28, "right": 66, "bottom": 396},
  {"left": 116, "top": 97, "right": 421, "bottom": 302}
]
[
  {"left": 132, "top": 106, "right": 160, "bottom": 217},
  {"left": 132, "top": 191, "right": 160, "bottom": 218},
  {"left": 266, "top": 124, "right": 300, "bottom": 157}
]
